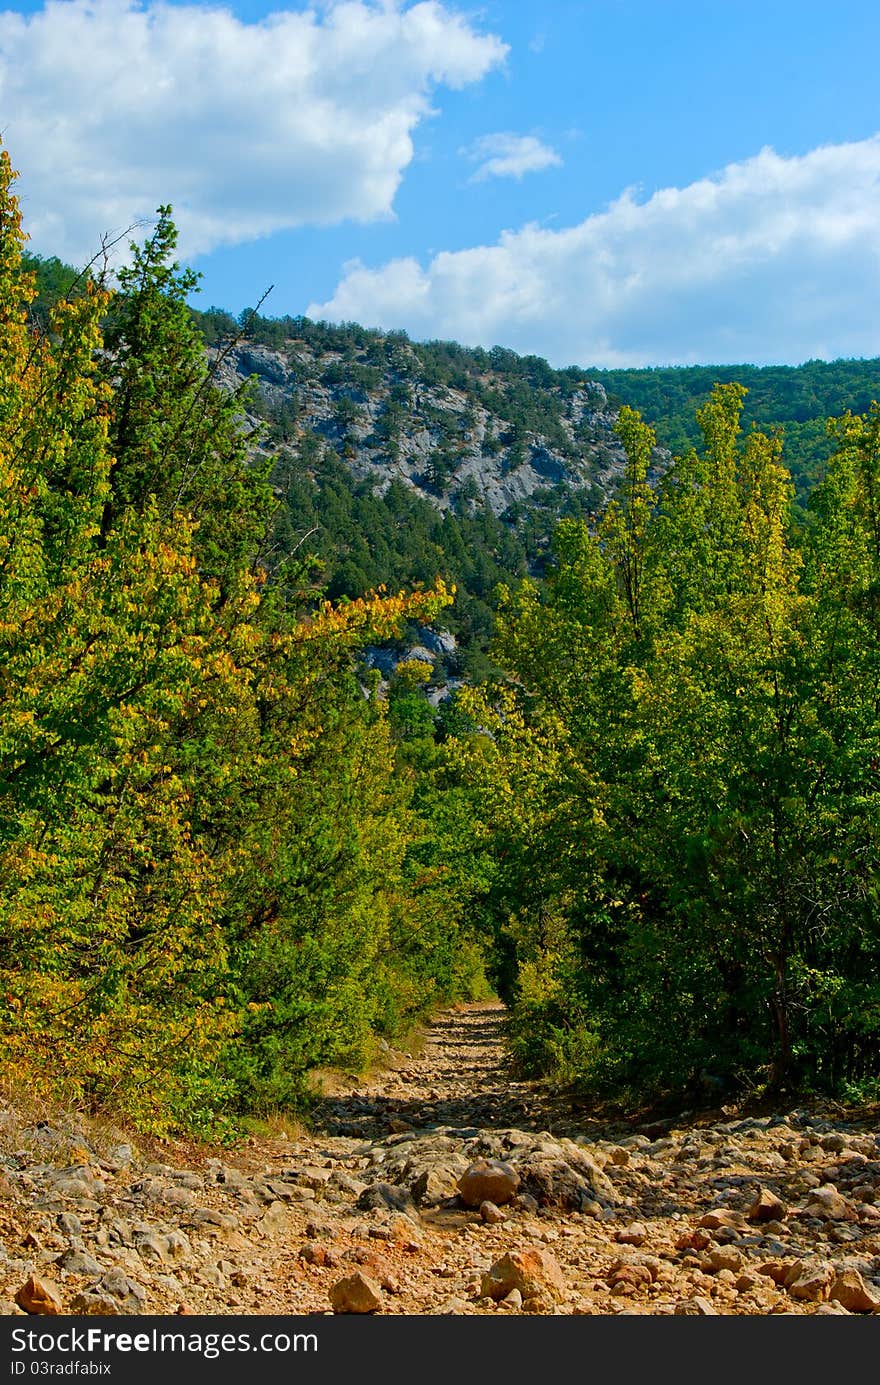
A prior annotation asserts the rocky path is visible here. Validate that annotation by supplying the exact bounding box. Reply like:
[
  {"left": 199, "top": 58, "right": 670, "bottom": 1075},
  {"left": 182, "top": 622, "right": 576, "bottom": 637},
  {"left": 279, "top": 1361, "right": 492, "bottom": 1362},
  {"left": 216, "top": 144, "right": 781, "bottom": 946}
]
[
  {"left": 2, "top": 1001, "right": 880, "bottom": 1316},
  {"left": 314, "top": 1001, "right": 596, "bottom": 1139}
]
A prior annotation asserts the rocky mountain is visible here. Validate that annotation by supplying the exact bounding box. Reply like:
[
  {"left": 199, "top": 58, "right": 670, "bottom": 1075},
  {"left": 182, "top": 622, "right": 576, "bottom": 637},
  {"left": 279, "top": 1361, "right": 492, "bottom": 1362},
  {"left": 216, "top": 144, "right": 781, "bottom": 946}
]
[
  {"left": 195, "top": 315, "right": 679, "bottom": 668},
  {"left": 203, "top": 316, "right": 664, "bottom": 523}
]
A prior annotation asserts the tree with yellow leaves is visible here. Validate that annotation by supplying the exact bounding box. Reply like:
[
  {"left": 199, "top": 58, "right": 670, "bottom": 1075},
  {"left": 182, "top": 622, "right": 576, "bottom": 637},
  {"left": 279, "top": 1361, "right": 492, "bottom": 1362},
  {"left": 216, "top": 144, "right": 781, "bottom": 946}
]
[{"left": 0, "top": 148, "right": 474, "bottom": 1134}]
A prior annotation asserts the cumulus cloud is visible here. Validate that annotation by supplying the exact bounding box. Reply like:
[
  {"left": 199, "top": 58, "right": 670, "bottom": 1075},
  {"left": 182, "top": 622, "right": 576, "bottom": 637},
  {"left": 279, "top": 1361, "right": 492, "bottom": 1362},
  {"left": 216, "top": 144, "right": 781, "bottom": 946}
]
[
  {"left": 463, "top": 131, "right": 561, "bottom": 182},
  {"left": 0, "top": 0, "right": 506, "bottom": 263},
  {"left": 309, "top": 136, "right": 880, "bottom": 366}
]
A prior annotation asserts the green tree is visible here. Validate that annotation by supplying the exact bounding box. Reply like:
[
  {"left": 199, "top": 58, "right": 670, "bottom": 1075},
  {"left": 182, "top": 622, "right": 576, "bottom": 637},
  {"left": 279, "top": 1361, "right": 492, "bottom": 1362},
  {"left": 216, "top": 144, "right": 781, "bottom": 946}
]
[
  {"left": 0, "top": 150, "right": 480, "bottom": 1135},
  {"left": 98, "top": 208, "right": 274, "bottom": 590},
  {"left": 455, "top": 386, "right": 880, "bottom": 1099}
]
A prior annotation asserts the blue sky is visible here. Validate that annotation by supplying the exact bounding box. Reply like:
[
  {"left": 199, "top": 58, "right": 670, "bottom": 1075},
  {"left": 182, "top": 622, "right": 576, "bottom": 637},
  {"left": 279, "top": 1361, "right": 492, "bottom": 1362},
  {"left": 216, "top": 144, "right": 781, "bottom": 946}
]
[{"left": 2, "top": 0, "right": 880, "bottom": 366}]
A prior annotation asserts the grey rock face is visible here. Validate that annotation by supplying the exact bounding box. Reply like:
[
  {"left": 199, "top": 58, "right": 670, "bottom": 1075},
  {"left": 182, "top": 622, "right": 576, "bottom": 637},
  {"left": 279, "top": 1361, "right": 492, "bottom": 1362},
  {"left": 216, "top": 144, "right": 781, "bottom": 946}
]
[{"left": 207, "top": 337, "right": 639, "bottom": 520}]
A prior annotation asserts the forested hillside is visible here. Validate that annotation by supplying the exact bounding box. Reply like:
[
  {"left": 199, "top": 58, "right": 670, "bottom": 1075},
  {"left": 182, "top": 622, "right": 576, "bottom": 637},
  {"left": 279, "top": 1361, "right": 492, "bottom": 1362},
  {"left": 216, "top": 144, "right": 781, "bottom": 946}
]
[
  {"left": 190, "top": 308, "right": 879, "bottom": 666},
  {"left": 25, "top": 250, "right": 880, "bottom": 665},
  {"left": 9, "top": 169, "right": 880, "bottom": 1136},
  {"left": 196, "top": 301, "right": 879, "bottom": 504},
  {"left": 590, "top": 360, "right": 880, "bottom": 497}
]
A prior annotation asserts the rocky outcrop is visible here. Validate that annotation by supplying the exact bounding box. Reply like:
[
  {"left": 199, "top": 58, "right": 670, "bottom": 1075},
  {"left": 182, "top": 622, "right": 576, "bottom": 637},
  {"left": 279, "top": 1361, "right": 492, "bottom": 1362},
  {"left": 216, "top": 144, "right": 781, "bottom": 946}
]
[{"left": 206, "top": 337, "right": 661, "bottom": 520}]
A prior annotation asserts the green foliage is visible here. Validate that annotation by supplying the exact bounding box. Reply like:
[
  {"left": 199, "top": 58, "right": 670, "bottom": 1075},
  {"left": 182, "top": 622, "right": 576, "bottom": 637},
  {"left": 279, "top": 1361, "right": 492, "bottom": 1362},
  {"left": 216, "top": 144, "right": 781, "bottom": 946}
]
[
  {"left": 589, "top": 360, "right": 880, "bottom": 498},
  {"left": 266, "top": 442, "right": 531, "bottom": 658},
  {"left": 0, "top": 150, "right": 484, "bottom": 1135},
  {"left": 176, "top": 308, "right": 880, "bottom": 684},
  {"left": 20, "top": 164, "right": 880, "bottom": 1123},
  {"left": 21, "top": 251, "right": 85, "bottom": 331},
  {"left": 454, "top": 385, "right": 880, "bottom": 1102}
]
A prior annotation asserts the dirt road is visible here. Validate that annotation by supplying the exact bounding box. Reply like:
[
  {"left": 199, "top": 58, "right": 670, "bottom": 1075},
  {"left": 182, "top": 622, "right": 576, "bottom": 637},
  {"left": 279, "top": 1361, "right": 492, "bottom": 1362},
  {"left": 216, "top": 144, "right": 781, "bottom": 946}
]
[{"left": 2, "top": 1002, "right": 879, "bottom": 1315}]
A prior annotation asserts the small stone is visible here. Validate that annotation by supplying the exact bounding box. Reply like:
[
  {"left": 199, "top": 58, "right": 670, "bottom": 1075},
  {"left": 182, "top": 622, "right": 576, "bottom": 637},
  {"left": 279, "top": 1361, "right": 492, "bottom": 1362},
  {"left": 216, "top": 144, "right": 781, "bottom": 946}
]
[
  {"left": 515, "top": 1192, "right": 540, "bottom": 1214},
  {"left": 521, "top": 1292, "right": 554, "bottom": 1314},
  {"left": 69, "top": 1293, "right": 119, "bottom": 1316},
  {"left": 58, "top": 1248, "right": 104, "bottom": 1276},
  {"left": 698, "top": 1208, "right": 746, "bottom": 1231},
  {"left": 748, "top": 1187, "right": 786, "bottom": 1223},
  {"left": 517, "top": 1151, "right": 615, "bottom": 1208},
  {"left": 480, "top": 1200, "right": 507, "bottom": 1224},
  {"left": 706, "top": 1247, "right": 745, "bottom": 1274},
  {"left": 411, "top": 1167, "right": 460, "bottom": 1206},
  {"left": 357, "top": 1183, "right": 417, "bottom": 1217},
  {"left": 674, "top": 1296, "right": 717, "bottom": 1315},
  {"left": 787, "top": 1263, "right": 832, "bottom": 1302},
  {"left": 329, "top": 1271, "right": 382, "bottom": 1314},
  {"left": 607, "top": 1264, "right": 653, "bottom": 1290},
  {"left": 828, "top": 1269, "right": 880, "bottom": 1313},
  {"left": 188, "top": 1208, "right": 240, "bottom": 1230},
  {"left": 106, "top": 1144, "right": 133, "bottom": 1171},
  {"left": 457, "top": 1160, "right": 520, "bottom": 1208},
  {"left": 735, "top": 1272, "right": 763, "bottom": 1292},
  {"left": 387, "top": 1215, "right": 421, "bottom": 1245},
  {"left": 164, "top": 1230, "right": 192, "bottom": 1261},
  {"left": 430, "top": 1296, "right": 472, "bottom": 1315},
  {"left": 676, "top": 1228, "right": 712, "bottom": 1251},
  {"left": 259, "top": 1202, "right": 291, "bottom": 1237},
  {"left": 803, "top": 1187, "right": 850, "bottom": 1221},
  {"left": 615, "top": 1222, "right": 647, "bottom": 1246},
  {"left": 15, "top": 1276, "right": 61, "bottom": 1315},
  {"left": 500, "top": 1287, "right": 523, "bottom": 1310},
  {"left": 133, "top": 1232, "right": 169, "bottom": 1264},
  {"left": 98, "top": 1269, "right": 146, "bottom": 1314},
  {"left": 757, "top": 1260, "right": 791, "bottom": 1285},
  {"left": 819, "top": 1133, "right": 847, "bottom": 1153},
  {"left": 605, "top": 1146, "right": 630, "bottom": 1167},
  {"left": 301, "top": 1242, "right": 334, "bottom": 1266},
  {"left": 480, "top": 1248, "right": 567, "bottom": 1304},
  {"left": 51, "top": 1179, "right": 95, "bottom": 1201}
]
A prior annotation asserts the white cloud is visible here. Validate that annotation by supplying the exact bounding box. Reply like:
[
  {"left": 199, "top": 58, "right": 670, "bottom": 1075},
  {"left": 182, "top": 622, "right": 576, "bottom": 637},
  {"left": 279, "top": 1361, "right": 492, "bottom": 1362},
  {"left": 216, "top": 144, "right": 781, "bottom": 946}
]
[
  {"left": 0, "top": 0, "right": 506, "bottom": 263},
  {"left": 309, "top": 136, "right": 880, "bottom": 366},
  {"left": 463, "top": 131, "right": 561, "bottom": 182}
]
